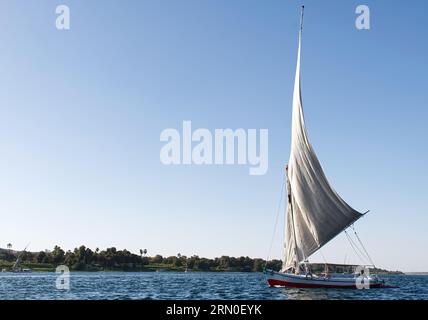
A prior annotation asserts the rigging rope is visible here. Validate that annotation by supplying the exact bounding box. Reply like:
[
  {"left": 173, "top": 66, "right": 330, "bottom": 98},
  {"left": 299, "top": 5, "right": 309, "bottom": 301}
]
[
  {"left": 344, "top": 230, "right": 367, "bottom": 265},
  {"left": 318, "top": 248, "right": 329, "bottom": 274},
  {"left": 352, "top": 225, "right": 376, "bottom": 267},
  {"left": 264, "top": 180, "right": 285, "bottom": 270},
  {"left": 319, "top": 249, "right": 327, "bottom": 265}
]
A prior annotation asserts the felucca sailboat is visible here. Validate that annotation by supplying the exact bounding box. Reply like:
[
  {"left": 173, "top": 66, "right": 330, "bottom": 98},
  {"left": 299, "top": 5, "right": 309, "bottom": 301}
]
[{"left": 265, "top": 6, "right": 386, "bottom": 289}]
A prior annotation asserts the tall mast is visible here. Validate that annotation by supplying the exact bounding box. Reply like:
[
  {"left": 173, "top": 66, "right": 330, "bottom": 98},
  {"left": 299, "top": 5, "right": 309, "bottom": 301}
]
[
  {"left": 286, "top": 166, "right": 299, "bottom": 273},
  {"left": 285, "top": 6, "right": 305, "bottom": 274}
]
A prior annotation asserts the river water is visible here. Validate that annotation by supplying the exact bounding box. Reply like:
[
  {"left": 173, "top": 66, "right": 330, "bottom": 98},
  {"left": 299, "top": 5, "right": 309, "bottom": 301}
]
[{"left": 0, "top": 272, "right": 426, "bottom": 300}]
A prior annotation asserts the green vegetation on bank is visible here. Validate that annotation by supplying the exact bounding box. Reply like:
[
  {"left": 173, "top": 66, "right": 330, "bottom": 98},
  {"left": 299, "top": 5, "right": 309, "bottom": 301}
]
[
  {"left": 0, "top": 246, "right": 281, "bottom": 272},
  {"left": 0, "top": 246, "right": 403, "bottom": 274}
]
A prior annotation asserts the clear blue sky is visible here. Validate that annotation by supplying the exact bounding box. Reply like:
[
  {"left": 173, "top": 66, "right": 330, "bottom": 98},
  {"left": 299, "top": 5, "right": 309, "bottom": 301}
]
[{"left": 0, "top": 0, "right": 427, "bottom": 272}]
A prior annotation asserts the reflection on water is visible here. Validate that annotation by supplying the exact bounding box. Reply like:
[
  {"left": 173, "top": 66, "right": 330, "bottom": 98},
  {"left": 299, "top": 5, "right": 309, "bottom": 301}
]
[
  {"left": 0, "top": 272, "right": 426, "bottom": 300},
  {"left": 282, "top": 287, "right": 330, "bottom": 300}
]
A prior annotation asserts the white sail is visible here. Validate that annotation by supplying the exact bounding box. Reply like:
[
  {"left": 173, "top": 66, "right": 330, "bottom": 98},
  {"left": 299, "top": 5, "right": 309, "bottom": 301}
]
[{"left": 283, "top": 7, "right": 364, "bottom": 271}]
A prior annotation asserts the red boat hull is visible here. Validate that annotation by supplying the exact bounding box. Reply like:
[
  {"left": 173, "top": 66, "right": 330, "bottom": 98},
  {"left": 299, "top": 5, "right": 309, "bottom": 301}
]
[
  {"left": 267, "top": 278, "right": 383, "bottom": 289},
  {"left": 265, "top": 270, "right": 385, "bottom": 289}
]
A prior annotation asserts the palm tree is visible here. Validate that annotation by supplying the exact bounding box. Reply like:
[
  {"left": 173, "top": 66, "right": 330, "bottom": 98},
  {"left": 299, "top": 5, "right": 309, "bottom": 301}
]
[
  {"left": 139, "top": 249, "right": 143, "bottom": 257},
  {"left": 7, "top": 243, "right": 12, "bottom": 253},
  {"left": 143, "top": 249, "right": 147, "bottom": 256}
]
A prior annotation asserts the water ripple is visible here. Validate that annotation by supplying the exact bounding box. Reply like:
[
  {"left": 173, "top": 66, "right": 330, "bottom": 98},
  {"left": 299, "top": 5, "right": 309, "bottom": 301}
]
[{"left": 0, "top": 272, "right": 426, "bottom": 300}]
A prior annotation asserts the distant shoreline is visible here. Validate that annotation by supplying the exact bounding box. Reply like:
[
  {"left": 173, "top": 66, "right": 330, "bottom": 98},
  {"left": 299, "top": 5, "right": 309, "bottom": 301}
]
[
  {"left": 0, "top": 246, "right": 404, "bottom": 274},
  {"left": 1, "top": 270, "right": 409, "bottom": 276},
  {"left": 0, "top": 246, "right": 281, "bottom": 273},
  {"left": 405, "top": 272, "right": 428, "bottom": 275},
  {"left": 1, "top": 268, "right": 408, "bottom": 274}
]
